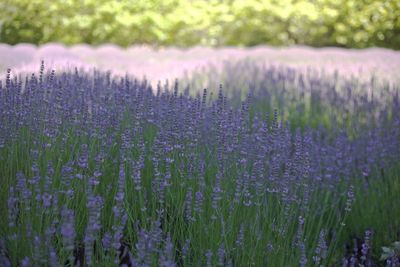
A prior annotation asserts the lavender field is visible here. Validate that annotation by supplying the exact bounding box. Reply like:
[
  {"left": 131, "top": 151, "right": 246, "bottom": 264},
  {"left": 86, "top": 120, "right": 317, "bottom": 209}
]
[{"left": 1, "top": 45, "right": 400, "bottom": 266}]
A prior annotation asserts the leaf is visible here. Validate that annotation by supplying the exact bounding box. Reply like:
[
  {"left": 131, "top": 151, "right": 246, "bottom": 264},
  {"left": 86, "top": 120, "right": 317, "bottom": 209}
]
[{"left": 380, "top": 246, "right": 395, "bottom": 261}]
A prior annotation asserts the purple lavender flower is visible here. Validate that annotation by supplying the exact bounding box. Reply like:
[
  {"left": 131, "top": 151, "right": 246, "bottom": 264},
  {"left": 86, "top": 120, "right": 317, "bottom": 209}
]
[
  {"left": 20, "top": 257, "right": 30, "bottom": 267},
  {"left": 211, "top": 173, "right": 223, "bottom": 219},
  {"left": 217, "top": 244, "right": 225, "bottom": 266},
  {"left": 182, "top": 238, "right": 191, "bottom": 261},
  {"left": 184, "top": 188, "right": 193, "bottom": 222},
  {"left": 84, "top": 195, "right": 103, "bottom": 266},
  {"left": 205, "top": 249, "right": 213, "bottom": 267},
  {"left": 60, "top": 206, "right": 75, "bottom": 264},
  {"left": 0, "top": 239, "right": 11, "bottom": 267},
  {"left": 131, "top": 160, "right": 142, "bottom": 191},
  {"left": 345, "top": 185, "right": 355, "bottom": 212},
  {"left": 313, "top": 229, "right": 328, "bottom": 265},
  {"left": 102, "top": 232, "right": 112, "bottom": 251},
  {"left": 299, "top": 241, "right": 307, "bottom": 267},
  {"left": 194, "top": 190, "right": 204, "bottom": 215},
  {"left": 7, "top": 186, "right": 17, "bottom": 228},
  {"left": 361, "top": 229, "right": 373, "bottom": 266},
  {"left": 77, "top": 144, "right": 89, "bottom": 169},
  {"left": 235, "top": 224, "right": 245, "bottom": 249},
  {"left": 16, "top": 172, "right": 32, "bottom": 207},
  {"left": 159, "top": 234, "right": 176, "bottom": 267}
]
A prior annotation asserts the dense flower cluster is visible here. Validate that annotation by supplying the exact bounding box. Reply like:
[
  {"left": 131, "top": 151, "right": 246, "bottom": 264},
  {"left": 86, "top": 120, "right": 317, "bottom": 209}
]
[{"left": 0, "top": 61, "right": 399, "bottom": 266}]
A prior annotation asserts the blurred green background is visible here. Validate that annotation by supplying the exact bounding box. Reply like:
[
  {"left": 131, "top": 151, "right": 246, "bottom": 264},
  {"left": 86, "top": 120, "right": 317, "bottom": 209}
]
[{"left": 0, "top": 0, "right": 399, "bottom": 49}]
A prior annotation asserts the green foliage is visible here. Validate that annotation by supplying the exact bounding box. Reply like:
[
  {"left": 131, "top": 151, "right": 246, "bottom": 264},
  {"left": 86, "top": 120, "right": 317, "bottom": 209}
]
[
  {"left": 380, "top": 241, "right": 400, "bottom": 262},
  {"left": 0, "top": 0, "right": 399, "bottom": 49}
]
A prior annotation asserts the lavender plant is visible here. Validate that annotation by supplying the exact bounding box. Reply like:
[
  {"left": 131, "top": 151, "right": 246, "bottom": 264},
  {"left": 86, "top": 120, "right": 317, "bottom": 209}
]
[{"left": 0, "top": 61, "right": 399, "bottom": 266}]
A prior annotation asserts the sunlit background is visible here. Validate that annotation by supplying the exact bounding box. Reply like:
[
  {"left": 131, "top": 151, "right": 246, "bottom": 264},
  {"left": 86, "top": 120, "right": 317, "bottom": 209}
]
[{"left": 1, "top": 0, "right": 399, "bottom": 49}]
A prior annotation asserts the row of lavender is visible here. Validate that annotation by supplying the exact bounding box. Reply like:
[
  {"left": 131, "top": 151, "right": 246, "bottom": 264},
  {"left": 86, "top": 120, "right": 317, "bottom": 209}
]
[
  {"left": 184, "top": 59, "right": 399, "bottom": 134},
  {"left": 0, "top": 63, "right": 399, "bottom": 266}
]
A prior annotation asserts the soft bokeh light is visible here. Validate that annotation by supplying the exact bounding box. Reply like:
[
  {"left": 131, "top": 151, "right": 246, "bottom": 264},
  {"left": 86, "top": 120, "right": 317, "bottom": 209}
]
[{"left": 0, "top": 0, "right": 399, "bottom": 49}]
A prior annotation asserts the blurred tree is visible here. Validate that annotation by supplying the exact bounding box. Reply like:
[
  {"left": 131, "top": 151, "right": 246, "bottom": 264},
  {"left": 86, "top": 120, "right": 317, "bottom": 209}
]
[{"left": 0, "top": 0, "right": 399, "bottom": 49}]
